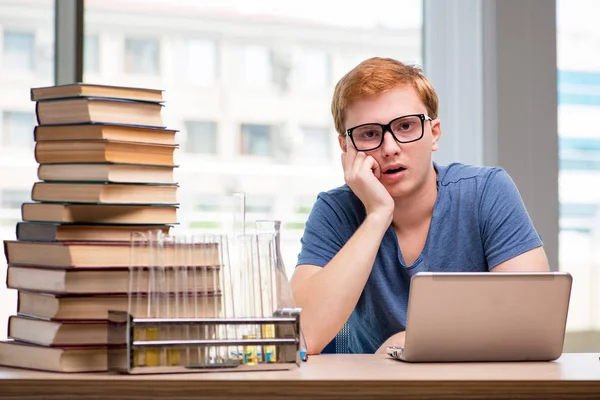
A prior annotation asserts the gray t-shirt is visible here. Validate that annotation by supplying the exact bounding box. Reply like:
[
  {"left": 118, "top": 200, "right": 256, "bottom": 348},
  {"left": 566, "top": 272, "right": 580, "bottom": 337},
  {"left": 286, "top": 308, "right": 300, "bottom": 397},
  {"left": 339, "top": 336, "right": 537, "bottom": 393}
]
[{"left": 296, "top": 162, "right": 543, "bottom": 353}]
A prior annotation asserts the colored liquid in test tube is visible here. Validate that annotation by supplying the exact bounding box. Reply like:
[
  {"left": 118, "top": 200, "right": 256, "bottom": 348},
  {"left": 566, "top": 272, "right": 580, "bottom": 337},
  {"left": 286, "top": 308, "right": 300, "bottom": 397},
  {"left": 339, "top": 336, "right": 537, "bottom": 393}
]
[{"left": 243, "top": 334, "right": 258, "bottom": 365}]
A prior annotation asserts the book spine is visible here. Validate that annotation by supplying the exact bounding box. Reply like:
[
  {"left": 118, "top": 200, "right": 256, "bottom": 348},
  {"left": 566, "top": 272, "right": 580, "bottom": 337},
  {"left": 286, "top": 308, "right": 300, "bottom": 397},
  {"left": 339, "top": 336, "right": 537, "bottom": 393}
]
[
  {"left": 3, "top": 239, "right": 9, "bottom": 264},
  {"left": 19, "top": 203, "right": 27, "bottom": 223},
  {"left": 34, "top": 101, "right": 41, "bottom": 125},
  {"left": 6, "top": 315, "right": 15, "bottom": 339},
  {"left": 33, "top": 142, "right": 40, "bottom": 163},
  {"left": 29, "top": 183, "right": 37, "bottom": 203}
]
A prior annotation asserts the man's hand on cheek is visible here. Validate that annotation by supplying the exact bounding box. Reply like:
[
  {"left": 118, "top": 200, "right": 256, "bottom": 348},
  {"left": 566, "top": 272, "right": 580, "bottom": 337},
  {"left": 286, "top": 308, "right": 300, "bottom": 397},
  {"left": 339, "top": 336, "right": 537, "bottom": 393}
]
[{"left": 341, "top": 142, "right": 394, "bottom": 220}]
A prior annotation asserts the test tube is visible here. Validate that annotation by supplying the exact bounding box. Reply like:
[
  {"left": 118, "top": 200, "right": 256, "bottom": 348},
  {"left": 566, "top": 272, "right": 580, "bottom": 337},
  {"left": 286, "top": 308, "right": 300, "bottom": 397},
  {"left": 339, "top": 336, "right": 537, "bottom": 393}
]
[
  {"left": 164, "top": 236, "right": 181, "bottom": 366},
  {"left": 256, "top": 222, "right": 277, "bottom": 363},
  {"left": 129, "top": 231, "right": 146, "bottom": 367},
  {"left": 145, "top": 230, "right": 161, "bottom": 367},
  {"left": 238, "top": 234, "right": 261, "bottom": 365},
  {"left": 217, "top": 233, "right": 237, "bottom": 365},
  {"left": 232, "top": 192, "right": 246, "bottom": 362},
  {"left": 176, "top": 235, "right": 191, "bottom": 365}
]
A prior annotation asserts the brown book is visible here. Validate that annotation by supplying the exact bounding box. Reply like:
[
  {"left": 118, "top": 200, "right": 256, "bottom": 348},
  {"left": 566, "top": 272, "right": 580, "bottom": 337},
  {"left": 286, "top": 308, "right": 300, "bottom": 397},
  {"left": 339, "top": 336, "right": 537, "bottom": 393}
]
[
  {"left": 34, "top": 124, "right": 176, "bottom": 145},
  {"left": 0, "top": 340, "right": 107, "bottom": 372},
  {"left": 17, "top": 291, "right": 222, "bottom": 320},
  {"left": 34, "top": 140, "right": 177, "bottom": 166},
  {"left": 4, "top": 240, "right": 219, "bottom": 268},
  {"left": 31, "top": 182, "right": 178, "bottom": 205},
  {"left": 16, "top": 222, "right": 170, "bottom": 242},
  {"left": 37, "top": 163, "right": 176, "bottom": 184},
  {"left": 8, "top": 316, "right": 107, "bottom": 346},
  {"left": 31, "top": 83, "right": 163, "bottom": 103},
  {"left": 35, "top": 97, "right": 163, "bottom": 127},
  {"left": 7, "top": 265, "right": 221, "bottom": 294},
  {"left": 21, "top": 203, "right": 178, "bottom": 224}
]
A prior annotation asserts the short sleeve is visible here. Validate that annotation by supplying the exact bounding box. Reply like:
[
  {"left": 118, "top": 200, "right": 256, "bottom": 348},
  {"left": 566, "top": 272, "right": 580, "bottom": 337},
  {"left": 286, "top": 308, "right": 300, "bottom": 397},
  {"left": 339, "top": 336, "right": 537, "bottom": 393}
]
[
  {"left": 479, "top": 168, "right": 543, "bottom": 269},
  {"left": 296, "top": 191, "right": 355, "bottom": 268}
]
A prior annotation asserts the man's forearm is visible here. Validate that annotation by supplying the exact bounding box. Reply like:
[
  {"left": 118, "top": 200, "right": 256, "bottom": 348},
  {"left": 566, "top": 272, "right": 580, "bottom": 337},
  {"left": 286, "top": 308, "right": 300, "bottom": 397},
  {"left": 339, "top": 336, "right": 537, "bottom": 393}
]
[{"left": 292, "top": 212, "right": 391, "bottom": 354}]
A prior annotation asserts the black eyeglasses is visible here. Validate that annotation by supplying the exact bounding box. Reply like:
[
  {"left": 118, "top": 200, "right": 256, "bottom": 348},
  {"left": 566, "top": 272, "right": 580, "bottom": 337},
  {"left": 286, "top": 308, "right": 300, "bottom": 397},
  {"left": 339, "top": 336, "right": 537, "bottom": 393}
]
[{"left": 346, "top": 113, "right": 433, "bottom": 152}]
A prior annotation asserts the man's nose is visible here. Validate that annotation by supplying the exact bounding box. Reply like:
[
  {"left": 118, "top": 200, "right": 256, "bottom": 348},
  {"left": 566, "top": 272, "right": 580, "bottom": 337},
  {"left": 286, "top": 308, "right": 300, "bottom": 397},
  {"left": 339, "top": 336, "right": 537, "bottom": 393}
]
[{"left": 380, "top": 128, "right": 401, "bottom": 156}]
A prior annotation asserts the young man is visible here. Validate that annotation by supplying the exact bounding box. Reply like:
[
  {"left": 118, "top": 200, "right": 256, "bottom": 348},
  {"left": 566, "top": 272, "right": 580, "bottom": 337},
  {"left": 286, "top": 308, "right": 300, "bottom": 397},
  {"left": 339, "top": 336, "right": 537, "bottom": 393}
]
[{"left": 290, "top": 57, "right": 550, "bottom": 355}]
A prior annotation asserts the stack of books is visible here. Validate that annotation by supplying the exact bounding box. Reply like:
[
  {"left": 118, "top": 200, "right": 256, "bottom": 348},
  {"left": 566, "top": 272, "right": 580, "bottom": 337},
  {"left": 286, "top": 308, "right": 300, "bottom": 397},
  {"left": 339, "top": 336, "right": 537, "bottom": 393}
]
[{"left": 0, "top": 83, "right": 184, "bottom": 372}]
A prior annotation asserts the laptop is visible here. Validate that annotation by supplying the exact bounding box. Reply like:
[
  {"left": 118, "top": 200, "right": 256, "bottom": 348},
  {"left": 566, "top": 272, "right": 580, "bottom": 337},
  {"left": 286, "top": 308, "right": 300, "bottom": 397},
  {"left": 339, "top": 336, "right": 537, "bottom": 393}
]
[{"left": 387, "top": 271, "right": 572, "bottom": 362}]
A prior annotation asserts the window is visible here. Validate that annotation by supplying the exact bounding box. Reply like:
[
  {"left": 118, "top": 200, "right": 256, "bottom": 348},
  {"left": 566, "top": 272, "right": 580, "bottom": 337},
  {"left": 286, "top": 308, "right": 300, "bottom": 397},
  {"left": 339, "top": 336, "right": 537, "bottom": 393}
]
[
  {"left": 240, "top": 124, "right": 274, "bottom": 156},
  {"left": 179, "top": 39, "right": 217, "bottom": 85},
  {"left": 0, "top": 189, "right": 30, "bottom": 209},
  {"left": 184, "top": 121, "right": 217, "bottom": 154},
  {"left": 557, "top": 0, "right": 600, "bottom": 332},
  {"left": 2, "top": 31, "right": 34, "bottom": 70},
  {"left": 0, "top": 0, "right": 53, "bottom": 342},
  {"left": 124, "top": 38, "right": 159, "bottom": 75},
  {"left": 85, "top": 35, "right": 100, "bottom": 73},
  {"left": 238, "top": 45, "right": 273, "bottom": 88},
  {"left": 293, "top": 49, "right": 331, "bottom": 89},
  {"left": 298, "top": 126, "right": 332, "bottom": 163},
  {"left": 84, "top": 0, "right": 422, "bottom": 284},
  {"left": 2, "top": 111, "right": 35, "bottom": 148}
]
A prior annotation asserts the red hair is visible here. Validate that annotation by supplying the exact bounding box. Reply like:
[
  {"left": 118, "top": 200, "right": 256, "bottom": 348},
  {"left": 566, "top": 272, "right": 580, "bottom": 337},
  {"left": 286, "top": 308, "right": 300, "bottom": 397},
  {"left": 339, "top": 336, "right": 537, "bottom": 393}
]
[{"left": 331, "top": 57, "right": 439, "bottom": 135}]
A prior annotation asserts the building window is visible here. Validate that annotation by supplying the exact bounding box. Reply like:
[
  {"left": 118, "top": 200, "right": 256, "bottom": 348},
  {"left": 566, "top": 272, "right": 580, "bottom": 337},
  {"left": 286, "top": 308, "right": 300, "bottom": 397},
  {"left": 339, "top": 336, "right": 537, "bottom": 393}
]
[
  {"left": 2, "top": 31, "right": 34, "bottom": 70},
  {"left": 2, "top": 111, "right": 35, "bottom": 148},
  {"left": 125, "top": 38, "right": 160, "bottom": 75},
  {"left": 293, "top": 49, "right": 331, "bottom": 89},
  {"left": 179, "top": 39, "right": 217, "bottom": 85},
  {"left": 240, "top": 124, "right": 274, "bottom": 156},
  {"left": 184, "top": 121, "right": 218, "bottom": 154},
  {"left": 0, "top": 189, "right": 30, "bottom": 209},
  {"left": 85, "top": 35, "right": 100, "bottom": 73},
  {"left": 239, "top": 45, "right": 273, "bottom": 88},
  {"left": 298, "top": 126, "right": 332, "bottom": 163}
]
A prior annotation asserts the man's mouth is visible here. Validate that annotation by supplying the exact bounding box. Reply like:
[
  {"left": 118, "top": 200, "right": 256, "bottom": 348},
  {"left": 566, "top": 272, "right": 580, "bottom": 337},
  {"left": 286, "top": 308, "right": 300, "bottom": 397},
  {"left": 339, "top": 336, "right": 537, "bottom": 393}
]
[{"left": 383, "top": 166, "right": 406, "bottom": 174}]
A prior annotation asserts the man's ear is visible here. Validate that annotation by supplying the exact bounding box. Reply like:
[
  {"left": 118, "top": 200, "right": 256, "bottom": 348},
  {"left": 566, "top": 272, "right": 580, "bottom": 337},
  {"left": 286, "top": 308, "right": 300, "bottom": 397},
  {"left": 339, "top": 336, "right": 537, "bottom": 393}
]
[
  {"left": 338, "top": 135, "right": 348, "bottom": 152},
  {"left": 431, "top": 119, "right": 442, "bottom": 152}
]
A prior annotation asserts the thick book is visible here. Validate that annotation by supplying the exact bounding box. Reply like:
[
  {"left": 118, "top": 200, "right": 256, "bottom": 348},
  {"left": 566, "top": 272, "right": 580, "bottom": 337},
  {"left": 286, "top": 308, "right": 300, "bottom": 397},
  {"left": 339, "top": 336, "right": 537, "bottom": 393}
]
[
  {"left": 0, "top": 340, "right": 107, "bottom": 372},
  {"left": 31, "top": 182, "right": 179, "bottom": 205},
  {"left": 8, "top": 316, "right": 107, "bottom": 346},
  {"left": 35, "top": 97, "right": 164, "bottom": 127},
  {"left": 21, "top": 203, "right": 178, "bottom": 224},
  {"left": 6, "top": 265, "right": 221, "bottom": 294},
  {"left": 17, "top": 291, "right": 222, "bottom": 320},
  {"left": 37, "top": 163, "right": 176, "bottom": 184},
  {"left": 34, "top": 123, "right": 176, "bottom": 145},
  {"left": 30, "top": 83, "right": 163, "bottom": 103},
  {"left": 16, "top": 222, "right": 171, "bottom": 242},
  {"left": 34, "top": 139, "right": 177, "bottom": 166},
  {"left": 4, "top": 240, "right": 219, "bottom": 269}
]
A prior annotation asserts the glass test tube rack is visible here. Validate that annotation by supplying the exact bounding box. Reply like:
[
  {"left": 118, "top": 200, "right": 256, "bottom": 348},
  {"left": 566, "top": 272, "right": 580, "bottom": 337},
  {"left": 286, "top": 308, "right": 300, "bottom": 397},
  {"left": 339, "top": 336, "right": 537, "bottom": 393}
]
[
  {"left": 106, "top": 220, "right": 307, "bottom": 374},
  {"left": 107, "top": 308, "right": 302, "bottom": 374}
]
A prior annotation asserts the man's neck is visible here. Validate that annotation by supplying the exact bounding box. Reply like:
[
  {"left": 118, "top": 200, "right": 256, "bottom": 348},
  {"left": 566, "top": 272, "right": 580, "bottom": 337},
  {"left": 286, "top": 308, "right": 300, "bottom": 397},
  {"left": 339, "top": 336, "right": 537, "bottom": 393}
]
[{"left": 391, "top": 166, "right": 438, "bottom": 234}]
